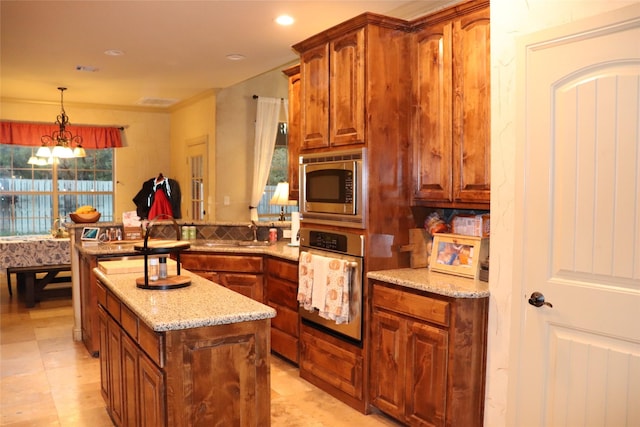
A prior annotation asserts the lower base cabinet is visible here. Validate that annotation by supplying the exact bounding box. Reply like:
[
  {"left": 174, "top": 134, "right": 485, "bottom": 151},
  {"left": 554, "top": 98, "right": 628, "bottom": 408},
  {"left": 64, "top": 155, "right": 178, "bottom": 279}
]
[
  {"left": 369, "top": 281, "right": 488, "bottom": 427},
  {"left": 97, "top": 279, "right": 271, "bottom": 427},
  {"left": 266, "top": 258, "right": 300, "bottom": 364},
  {"left": 179, "top": 252, "right": 264, "bottom": 302}
]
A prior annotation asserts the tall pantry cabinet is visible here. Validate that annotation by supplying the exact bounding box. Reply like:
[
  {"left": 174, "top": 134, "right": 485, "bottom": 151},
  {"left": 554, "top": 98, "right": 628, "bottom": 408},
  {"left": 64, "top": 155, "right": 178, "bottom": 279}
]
[
  {"left": 291, "top": 13, "right": 413, "bottom": 414},
  {"left": 411, "top": 0, "right": 490, "bottom": 208}
]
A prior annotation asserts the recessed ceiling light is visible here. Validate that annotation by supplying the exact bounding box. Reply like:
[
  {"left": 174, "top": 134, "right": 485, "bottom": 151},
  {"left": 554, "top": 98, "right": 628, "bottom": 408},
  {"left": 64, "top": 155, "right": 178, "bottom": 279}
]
[
  {"left": 226, "top": 54, "right": 246, "bottom": 61},
  {"left": 104, "top": 49, "right": 125, "bottom": 56},
  {"left": 275, "top": 15, "right": 294, "bottom": 26}
]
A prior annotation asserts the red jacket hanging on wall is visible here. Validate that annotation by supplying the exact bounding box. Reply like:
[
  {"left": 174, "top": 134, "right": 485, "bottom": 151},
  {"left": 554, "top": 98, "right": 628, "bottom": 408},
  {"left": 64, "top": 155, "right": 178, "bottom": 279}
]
[{"left": 133, "top": 175, "right": 182, "bottom": 220}]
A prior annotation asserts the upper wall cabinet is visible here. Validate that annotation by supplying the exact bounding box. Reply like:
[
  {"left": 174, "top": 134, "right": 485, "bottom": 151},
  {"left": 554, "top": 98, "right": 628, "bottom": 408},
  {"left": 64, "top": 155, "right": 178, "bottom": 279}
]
[
  {"left": 283, "top": 64, "right": 301, "bottom": 201},
  {"left": 293, "top": 14, "right": 409, "bottom": 152},
  {"left": 412, "top": 0, "right": 490, "bottom": 207}
]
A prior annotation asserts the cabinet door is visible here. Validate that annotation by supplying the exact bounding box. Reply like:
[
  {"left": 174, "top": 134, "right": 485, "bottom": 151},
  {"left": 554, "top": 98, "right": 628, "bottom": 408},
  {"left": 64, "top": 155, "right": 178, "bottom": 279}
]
[
  {"left": 369, "top": 310, "right": 406, "bottom": 420},
  {"left": 98, "top": 307, "right": 110, "bottom": 403},
  {"left": 451, "top": 6, "right": 490, "bottom": 203},
  {"left": 413, "top": 20, "right": 453, "bottom": 202},
  {"left": 80, "top": 254, "right": 100, "bottom": 356},
  {"left": 330, "top": 28, "right": 365, "bottom": 146},
  {"left": 107, "top": 315, "right": 124, "bottom": 427},
  {"left": 284, "top": 65, "right": 301, "bottom": 201},
  {"left": 300, "top": 44, "right": 329, "bottom": 149},
  {"left": 220, "top": 273, "right": 264, "bottom": 302},
  {"left": 121, "top": 332, "right": 140, "bottom": 427},
  {"left": 405, "top": 320, "right": 448, "bottom": 427},
  {"left": 139, "top": 351, "right": 165, "bottom": 427}
]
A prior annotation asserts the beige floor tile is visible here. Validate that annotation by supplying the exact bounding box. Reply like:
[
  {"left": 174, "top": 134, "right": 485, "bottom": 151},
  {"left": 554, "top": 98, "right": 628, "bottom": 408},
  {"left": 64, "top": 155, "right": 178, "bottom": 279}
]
[
  {"left": 0, "top": 371, "right": 51, "bottom": 406},
  {"left": 0, "top": 341, "right": 40, "bottom": 361},
  {"left": 0, "top": 393, "right": 58, "bottom": 425},
  {"left": 58, "top": 406, "right": 114, "bottom": 427},
  {"left": 45, "top": 363, "right": 102, "bottom": 391}
]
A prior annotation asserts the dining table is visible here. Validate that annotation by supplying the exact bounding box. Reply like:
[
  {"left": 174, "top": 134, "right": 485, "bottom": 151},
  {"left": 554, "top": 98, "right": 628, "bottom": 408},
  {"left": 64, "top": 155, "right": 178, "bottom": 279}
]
[{"left": 0, "top": 234, "right": 72, "bottom": 307}]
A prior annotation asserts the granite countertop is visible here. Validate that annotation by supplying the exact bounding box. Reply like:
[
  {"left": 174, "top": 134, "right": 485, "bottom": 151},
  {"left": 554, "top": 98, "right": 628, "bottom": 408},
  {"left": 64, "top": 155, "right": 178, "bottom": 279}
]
[
  {"left": 77, "top": 240, "right": 300, "bottom": 261},
  {"left": 94, "top": 268, "right": 276, "bottom": 332},
  {"left": 368, "top": 268, "right": 489, "bottom": 298}
]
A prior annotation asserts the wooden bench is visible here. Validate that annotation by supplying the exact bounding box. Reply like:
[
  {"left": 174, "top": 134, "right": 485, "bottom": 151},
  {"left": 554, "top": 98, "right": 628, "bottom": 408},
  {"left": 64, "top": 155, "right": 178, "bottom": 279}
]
[{"left": 6, "top": 264, "right": 72, "bottom": 308}]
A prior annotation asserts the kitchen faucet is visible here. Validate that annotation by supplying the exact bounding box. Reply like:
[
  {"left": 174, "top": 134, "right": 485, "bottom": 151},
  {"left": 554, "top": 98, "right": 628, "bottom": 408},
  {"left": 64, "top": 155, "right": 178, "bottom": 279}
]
[{"left": 250, "top": 221, "right": 258, "bottom": 242}]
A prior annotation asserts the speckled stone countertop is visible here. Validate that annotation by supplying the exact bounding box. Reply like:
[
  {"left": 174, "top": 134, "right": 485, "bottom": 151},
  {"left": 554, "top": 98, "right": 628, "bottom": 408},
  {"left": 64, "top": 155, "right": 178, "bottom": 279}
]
[
  {"left": 94, "top": 268, "right": 276, "bottom": 332},
  {"left": 368, "top": 268, "right": 489, "bottom": 298},
  {"left": 77, "top": 240, "right": 300, "bottom": 262}
]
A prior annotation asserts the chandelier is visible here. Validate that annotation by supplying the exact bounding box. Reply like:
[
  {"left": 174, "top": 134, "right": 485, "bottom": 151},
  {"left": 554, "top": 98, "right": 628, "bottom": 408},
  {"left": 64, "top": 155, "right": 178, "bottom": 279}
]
[{"left": 29, "top": 87, "right": 85, "bottom": 165}]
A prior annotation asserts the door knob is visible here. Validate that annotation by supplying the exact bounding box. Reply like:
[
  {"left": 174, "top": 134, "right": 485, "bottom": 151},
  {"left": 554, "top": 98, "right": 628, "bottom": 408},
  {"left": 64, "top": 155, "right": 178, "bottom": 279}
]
[{"left": 528, "top": 291, "right": 553, "bottom": 308}]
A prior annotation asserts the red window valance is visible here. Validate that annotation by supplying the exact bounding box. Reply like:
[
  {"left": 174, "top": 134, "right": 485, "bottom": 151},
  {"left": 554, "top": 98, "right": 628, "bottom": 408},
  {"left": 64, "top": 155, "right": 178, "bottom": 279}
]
[{"left": 0, "top": 121, "right": 123, "bottom": 149}]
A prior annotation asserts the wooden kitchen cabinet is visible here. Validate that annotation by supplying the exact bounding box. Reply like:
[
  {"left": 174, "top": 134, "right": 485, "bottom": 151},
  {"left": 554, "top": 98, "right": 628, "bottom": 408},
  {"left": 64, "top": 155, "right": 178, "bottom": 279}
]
[
  {"left": 265, "top": 257, "right": 300, "bottom": 364},
  {"left": 369, "top": 281, "right": 488, "bottom": 427},
  {"left": 294, "top": 14, "right": 409, "bottom": 151},
  {"left": 283, "top": 64, "right": 301, "bottom": 201},
  {"left": 179, "top": 252, "right": 264, "bottom": 302},
  {"left": 411, "top": 0, "right": 490, "bottom": 207}
]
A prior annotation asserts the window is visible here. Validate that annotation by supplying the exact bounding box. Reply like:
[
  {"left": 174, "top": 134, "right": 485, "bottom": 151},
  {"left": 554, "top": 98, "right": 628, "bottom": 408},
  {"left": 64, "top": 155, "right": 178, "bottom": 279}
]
[
  {"left": 257, "top": 122, "right": 297, "bottom": 220},
  {"left": 0, "top": 145, "right": 114, "bottom": 236}
]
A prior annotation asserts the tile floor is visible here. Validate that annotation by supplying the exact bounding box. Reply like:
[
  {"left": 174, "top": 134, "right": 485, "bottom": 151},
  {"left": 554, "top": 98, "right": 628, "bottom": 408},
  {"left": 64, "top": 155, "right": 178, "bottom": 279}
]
[{"left": 0, "top": 274, "right": 400, "bottom": 426}]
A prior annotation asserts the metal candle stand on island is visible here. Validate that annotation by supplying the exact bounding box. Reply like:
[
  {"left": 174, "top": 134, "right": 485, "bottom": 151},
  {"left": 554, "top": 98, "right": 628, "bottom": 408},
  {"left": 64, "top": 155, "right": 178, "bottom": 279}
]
[{"left": 133, "top": 216, "right": 191, "bottom": 290}]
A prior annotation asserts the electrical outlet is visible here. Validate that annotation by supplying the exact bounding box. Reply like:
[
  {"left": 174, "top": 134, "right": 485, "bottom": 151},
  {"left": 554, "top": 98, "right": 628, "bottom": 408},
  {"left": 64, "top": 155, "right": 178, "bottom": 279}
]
[
  {"left": 283, "top": 229, "right": 292, "bottom": 239},
  {"left": 223, "top": 196, "right": 230, "bottom": 206}
]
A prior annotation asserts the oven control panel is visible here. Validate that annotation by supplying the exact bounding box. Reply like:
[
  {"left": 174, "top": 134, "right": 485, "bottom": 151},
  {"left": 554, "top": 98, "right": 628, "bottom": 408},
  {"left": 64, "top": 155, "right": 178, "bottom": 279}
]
[
  {"left": 308, "top": 231, "right": 347, "bottom": 252},
  {"left": 300, "top": 228, "right": 364, "bottom": 257}
]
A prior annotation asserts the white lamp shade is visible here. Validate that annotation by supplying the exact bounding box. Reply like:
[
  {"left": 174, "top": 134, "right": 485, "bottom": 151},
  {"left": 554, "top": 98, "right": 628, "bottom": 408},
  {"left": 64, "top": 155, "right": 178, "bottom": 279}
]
[
  {"left": 73, "top": 146, "right": 86, "bottom": 158},
  {"left": 52, "top": 144, "right": 74, "bottom": 158},
  {"left": 36, "top": 145, "right": 52, "bottom": 157},
  {"left": 270, "top": 182, "right": 291, "bottom": 206}
]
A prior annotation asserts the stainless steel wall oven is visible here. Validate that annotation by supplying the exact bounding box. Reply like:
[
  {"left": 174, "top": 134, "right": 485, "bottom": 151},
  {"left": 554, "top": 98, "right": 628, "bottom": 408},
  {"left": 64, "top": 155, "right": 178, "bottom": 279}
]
[{"left": 298, "top": 228, "right": 364, "bottom": 342}]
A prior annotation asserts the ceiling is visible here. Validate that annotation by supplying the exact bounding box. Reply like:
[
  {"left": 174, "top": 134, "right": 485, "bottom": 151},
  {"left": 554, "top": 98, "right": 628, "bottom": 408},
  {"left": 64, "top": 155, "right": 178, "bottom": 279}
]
[{"left": 1, "top": 1, "right": 454, "bottom": 110}]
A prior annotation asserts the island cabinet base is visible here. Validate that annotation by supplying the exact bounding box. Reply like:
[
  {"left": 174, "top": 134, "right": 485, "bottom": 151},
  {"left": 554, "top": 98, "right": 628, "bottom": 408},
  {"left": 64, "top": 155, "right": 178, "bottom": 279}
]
[
  {"left": 164, "top": 321, "right": 272, "bottom": 427},
  {"left": 97, "top": 280, "right": 271, "bottom": 427}
]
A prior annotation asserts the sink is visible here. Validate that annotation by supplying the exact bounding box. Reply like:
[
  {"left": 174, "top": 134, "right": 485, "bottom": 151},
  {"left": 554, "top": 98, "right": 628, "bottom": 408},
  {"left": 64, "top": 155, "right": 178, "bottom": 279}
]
[
  {"left": 203, "top": 240, "right": 239, "bottom": 247},
  {"left": 201, "top": 240, "right": 272, "bottom": 248},
  {"left": 236, "top": 240, "right": 272, "bottom": 247}
]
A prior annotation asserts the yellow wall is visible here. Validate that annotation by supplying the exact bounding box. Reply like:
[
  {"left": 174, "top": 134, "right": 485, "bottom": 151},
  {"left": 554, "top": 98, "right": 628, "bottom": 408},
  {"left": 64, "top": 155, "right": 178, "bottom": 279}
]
[
  {"left": 169, "top": 90, "right": 216, "bottom": 221},
  {"left": 214, "top": 64, "right": 292, "bottom": 222},
  {"left": 0, "top": 99, "right": 170, "bottom": 221}
]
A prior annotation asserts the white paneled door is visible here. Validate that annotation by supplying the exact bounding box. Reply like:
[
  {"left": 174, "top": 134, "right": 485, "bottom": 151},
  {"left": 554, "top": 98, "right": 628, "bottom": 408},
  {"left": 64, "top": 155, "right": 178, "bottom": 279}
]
[{"left": 514, "top": 5, "right": 640, "bottom": 426}]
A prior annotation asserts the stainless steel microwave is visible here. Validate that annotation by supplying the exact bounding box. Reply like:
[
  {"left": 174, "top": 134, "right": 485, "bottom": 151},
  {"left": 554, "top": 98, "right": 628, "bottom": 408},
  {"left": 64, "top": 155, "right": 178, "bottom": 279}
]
[{"left": 299, "top": 148, "right": 366, "bottom": 228}]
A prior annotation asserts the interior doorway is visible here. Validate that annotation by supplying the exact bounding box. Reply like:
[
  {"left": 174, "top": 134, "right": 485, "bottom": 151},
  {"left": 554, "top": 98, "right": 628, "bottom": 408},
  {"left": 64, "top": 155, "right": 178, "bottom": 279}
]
[{"left": 186, "top": 136, "right": 209, "bottom": 221}]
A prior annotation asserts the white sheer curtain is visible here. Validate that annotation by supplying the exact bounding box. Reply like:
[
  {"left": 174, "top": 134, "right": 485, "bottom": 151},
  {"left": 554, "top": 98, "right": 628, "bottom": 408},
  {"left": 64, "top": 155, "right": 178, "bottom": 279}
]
[{"left": 250, "top": 97, "right": 284, "bottom": 221}]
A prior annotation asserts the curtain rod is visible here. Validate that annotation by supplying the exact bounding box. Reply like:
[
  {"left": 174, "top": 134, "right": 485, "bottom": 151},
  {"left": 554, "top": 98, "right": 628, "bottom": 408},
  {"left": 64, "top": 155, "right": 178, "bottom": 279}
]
[{"left": 1, "top": 119, "right": 125, "bottom": 130}]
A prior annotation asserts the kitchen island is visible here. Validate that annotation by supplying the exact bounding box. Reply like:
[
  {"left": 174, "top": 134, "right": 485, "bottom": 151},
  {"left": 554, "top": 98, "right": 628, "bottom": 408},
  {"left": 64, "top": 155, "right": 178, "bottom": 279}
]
[{"left": 94, "top": 267, "right": 276, "bottom": 427}]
